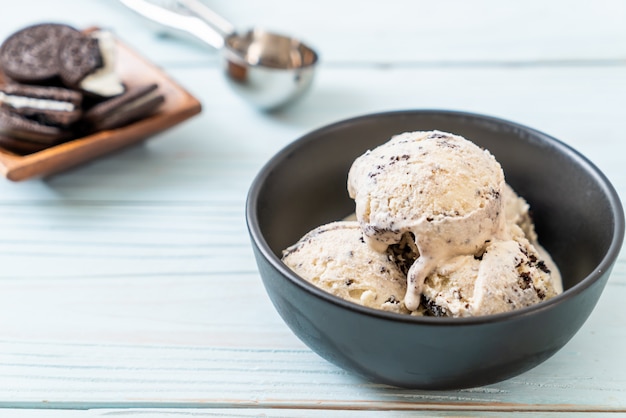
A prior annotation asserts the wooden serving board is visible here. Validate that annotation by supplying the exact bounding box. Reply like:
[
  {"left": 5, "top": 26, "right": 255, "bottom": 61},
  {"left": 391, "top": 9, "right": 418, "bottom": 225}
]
[{"left": 0, "top": 28, "right": 202, "bottom": 181}]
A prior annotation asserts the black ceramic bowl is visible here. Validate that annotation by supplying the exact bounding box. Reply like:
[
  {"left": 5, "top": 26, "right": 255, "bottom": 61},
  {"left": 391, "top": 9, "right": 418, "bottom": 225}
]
[{"left": 246, "top": 110, "right": 625, "bottom": 389}]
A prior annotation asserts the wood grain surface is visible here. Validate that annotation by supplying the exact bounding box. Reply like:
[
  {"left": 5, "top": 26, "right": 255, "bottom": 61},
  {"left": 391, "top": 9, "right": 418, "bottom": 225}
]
[{"left": 0, "top": 0, "right": 624, "bottom": 416}]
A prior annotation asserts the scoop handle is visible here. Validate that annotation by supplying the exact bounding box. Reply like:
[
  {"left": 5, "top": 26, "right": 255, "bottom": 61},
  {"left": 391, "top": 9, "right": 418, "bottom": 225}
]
[
  {"left": 177, "top": 0, "right": 235, "bottom": 39},
  {"left": 119, "top": 0, "right": 230, "bottom": 49}
]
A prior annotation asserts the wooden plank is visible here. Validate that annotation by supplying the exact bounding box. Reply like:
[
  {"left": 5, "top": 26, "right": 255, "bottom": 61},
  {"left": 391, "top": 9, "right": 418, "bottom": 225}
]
[
  {"left": 0, "top": 272, "right": 624, "bottom": 410},
  {"left": 0, "top": 65, "right": 622, "bottom": 200},
  {"left": 0, "top": 1, "right": 624, "bottom": 65},
  {"left": 4, "top": 409, "right": 625, "bottom": 417}
]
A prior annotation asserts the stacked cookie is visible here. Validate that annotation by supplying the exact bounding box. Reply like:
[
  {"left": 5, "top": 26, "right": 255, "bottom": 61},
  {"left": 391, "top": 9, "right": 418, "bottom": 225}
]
[{"left": 0, "top": 23, "right": 165, "bottom": 153}]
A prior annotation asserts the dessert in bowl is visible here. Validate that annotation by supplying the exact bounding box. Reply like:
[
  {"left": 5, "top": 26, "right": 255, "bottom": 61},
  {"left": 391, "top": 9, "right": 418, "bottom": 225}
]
[{"left": 246, "top": 110, "right": 624, "bottom": 389}]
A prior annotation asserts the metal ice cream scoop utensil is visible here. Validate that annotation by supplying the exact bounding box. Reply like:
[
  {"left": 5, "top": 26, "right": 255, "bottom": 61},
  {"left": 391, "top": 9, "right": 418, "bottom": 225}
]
[{"left": 120, "top": 0, "right": 319, "bottom": 111}]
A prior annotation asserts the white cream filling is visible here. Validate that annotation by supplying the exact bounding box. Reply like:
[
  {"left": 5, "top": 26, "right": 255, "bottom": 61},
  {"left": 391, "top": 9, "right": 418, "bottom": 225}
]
[
  {"left": 0, "top": 91, "right": 75, "bottom": 112},
  {"left": 80, "top": 30, "right": 125, "bottom": 97}
]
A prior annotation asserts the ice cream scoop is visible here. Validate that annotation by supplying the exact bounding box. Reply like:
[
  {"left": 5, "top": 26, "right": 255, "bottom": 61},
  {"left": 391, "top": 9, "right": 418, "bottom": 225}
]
[
  {"left": 282, "top": 221, "right": 410, "bottom": 314},
  {"left": 417, "top": 182, "right": 564, "bottom": 317},
  {"left": 348, "top": 130, "right": 507, "bottom": 311},
  {"left": 120, "top": 0, "right": 318, "bottom": 111}
]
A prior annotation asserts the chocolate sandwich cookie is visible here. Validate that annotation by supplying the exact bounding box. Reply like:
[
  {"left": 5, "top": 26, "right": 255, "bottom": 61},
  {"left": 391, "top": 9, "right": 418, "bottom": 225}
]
[
  {"left": 0, "top": 133, "right": 49, "bottom": 155},
  {"left": 0, "top": 107, "right": 69, "bottom": 145},
  {"left": 58, "top": 30, "right": 125, "bottom": 97},
  {"left": 83, "top": 83, "right": 164, "bottom": 131},
  {"left": 0, "top": 23, "right": 80, "bottom": 83},
  {"left": 0, "top": 84, "right": 82, "bottom": 126}
]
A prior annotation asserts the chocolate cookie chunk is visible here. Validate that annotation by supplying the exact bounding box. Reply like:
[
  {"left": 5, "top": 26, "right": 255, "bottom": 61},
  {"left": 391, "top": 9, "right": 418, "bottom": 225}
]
[
  {"left": 420, "top": 295, "right": 449, "bottom": 317},
  {"left": 0, "top": 107, "right": 69, "bottom": 144},
  {"left": 0, "top": 23, "right": 80, "bottom": 83},
  {"left": 83, "top": 83, "right": 164, "bottom": 131},
  {"left": 0, "top": 83, "right": 82, "bottom": 126}
]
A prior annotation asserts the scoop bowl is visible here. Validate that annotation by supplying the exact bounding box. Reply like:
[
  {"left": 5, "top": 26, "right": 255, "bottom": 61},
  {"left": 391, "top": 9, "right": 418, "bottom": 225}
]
[
  {"left": 223, "top": 28, "right": 318, "bottom": 111},
  {"left": 246, "top": 110, "right": 624, "bottom": 389}
]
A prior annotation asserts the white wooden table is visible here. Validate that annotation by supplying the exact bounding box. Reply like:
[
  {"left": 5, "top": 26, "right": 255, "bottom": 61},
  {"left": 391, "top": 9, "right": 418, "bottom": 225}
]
[{"left": 1, "top": 1, "right": 625, "bottom": 416}]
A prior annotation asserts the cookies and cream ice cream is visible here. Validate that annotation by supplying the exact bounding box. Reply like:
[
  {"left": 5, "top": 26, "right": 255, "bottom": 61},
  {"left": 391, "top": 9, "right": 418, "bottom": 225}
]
[
  {"left": 282, "top": 130, "right": 562, "bottom": 317},
  {"left": 282, "top": 221, "right": 409, "bottom": 314},
  {"left": 420, "top": 227, "right": 559, "bottom": 317},
  {"left": 347, "top": 131, "right": 507, "bottom": 310}
]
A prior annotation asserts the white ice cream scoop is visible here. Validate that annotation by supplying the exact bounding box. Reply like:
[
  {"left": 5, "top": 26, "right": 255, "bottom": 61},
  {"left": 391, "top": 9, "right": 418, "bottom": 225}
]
[{"left": 120, "top": 0, "right": 318, "bottom": 111}]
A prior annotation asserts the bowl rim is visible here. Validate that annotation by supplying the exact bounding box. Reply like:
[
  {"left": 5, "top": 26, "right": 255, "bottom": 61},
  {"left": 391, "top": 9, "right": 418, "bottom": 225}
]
[{"left": 246, "top": 109, "right": 625, "bottom": 325}]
